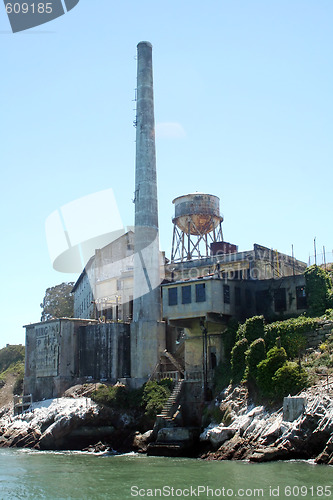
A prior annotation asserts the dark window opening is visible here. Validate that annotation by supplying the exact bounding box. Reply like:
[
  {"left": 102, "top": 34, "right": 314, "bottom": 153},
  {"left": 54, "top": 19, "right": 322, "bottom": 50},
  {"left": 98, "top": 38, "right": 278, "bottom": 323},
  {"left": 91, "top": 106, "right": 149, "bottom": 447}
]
[
  {"left": 235, "top": 287, "right": 241, "bottom": 306},
  {"left": 296, "top": 286, "right": 307, "bottom": 310},
  {"left": 129, "top": 299, "right": 133, "bottom": 320},
  {"left": 210, "top": 352, "right": 217, "bottom": 370},
  {"left": 255, "top": 289, "right": 271, "bottom": 315},
  {"left": 182, "top": 285, "right": 192, "bottom": 304},
  {"left": 168, "top": 288, "right": 178, "bottom": 306},
  {"left": 195, "top": 283, "right": 206, "bottom": 302},
  {"left": 223, "top": 285, "right": 230, "bottom": 304},
  {"left": 274, "top": 288, "right": 287, "bottom": 312}
]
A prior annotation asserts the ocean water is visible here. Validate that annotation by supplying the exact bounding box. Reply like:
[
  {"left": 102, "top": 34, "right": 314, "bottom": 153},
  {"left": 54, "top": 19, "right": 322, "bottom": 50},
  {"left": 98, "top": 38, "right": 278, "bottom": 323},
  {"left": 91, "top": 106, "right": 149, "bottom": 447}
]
[{"left": 0, "top": 449, "right": 331, "bottom": 500}]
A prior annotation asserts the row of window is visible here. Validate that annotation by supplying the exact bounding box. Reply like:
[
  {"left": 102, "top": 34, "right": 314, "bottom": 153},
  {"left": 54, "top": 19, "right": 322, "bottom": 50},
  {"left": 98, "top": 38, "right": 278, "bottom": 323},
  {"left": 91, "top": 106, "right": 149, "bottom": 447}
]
[
  {"left": 167, "top": 283, "right": 307, "bottom": 312},
  {"left": 168, "top": 283, "right": 206, "bottom": 306}
]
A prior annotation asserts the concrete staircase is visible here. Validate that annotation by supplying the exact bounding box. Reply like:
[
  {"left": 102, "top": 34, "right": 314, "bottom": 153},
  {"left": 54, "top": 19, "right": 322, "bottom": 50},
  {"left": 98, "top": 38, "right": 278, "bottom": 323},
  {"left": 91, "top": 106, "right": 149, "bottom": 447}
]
[
  {"left": 157, "top": 380, "right": 183, "bottom": 426},
  {"left": 149, "top": 380, "right": 202, "bottom": 457}
]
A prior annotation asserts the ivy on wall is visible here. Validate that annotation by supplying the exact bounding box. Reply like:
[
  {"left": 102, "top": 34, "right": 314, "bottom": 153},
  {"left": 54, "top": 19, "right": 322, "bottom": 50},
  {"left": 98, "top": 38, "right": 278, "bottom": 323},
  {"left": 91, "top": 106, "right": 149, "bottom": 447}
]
[{"left": 304, "top": 265, "right": 333, "bottom": 317}]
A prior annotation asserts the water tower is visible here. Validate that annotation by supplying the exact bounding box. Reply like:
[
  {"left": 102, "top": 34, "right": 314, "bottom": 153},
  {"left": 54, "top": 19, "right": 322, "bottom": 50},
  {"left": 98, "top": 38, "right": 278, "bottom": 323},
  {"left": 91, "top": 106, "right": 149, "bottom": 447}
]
[{"left": 170, "top": 193, "right": 224, "bottom": 262}]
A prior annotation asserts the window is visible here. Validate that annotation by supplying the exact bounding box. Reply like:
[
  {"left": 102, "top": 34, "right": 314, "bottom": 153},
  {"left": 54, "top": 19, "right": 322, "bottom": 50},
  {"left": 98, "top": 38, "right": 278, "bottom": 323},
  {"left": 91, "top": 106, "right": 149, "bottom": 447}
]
[
  {"left": 235, "top": 287, "right": 241, "bottom": 306},
  {"left": 181, "top": 285, "right": 191, "bottom": 304},
  {"left": 168, "top": 288, "right": 178, "bottom": 306},
  {"left": 255, "top": 290, "right": 271, "bottom": 315},
  {"left": 223, "top": 285, "right": 230, "bottom": 304},
  {"left": 296, "top": 286, "right": 307, "bottom": 310},
  {"left": 274, "top": 288, "right": 287, "bottom": 312},
  {"left": 195, "top": 283, "right": 206, "bottom": 302}
]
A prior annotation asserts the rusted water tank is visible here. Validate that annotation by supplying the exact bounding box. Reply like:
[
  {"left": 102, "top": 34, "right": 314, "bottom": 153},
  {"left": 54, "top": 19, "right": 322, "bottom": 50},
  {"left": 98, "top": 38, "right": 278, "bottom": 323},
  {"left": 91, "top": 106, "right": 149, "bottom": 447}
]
[{"left": 172, "top": 193, "right": 223, "bottom": 235}]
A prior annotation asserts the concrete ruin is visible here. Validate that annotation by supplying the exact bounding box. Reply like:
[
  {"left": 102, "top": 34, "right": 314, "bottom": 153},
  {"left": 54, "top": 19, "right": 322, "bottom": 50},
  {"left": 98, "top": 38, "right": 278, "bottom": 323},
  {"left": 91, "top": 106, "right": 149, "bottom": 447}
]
[{"left": 24, "top": 41, "right": 312, "bottom": 402}]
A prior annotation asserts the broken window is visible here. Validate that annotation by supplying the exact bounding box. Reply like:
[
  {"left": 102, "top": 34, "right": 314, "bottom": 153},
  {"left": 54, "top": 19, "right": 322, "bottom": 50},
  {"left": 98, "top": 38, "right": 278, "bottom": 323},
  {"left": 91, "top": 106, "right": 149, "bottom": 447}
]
[{"left": 296, "top": 286, "right": 307, "bottom": 310}]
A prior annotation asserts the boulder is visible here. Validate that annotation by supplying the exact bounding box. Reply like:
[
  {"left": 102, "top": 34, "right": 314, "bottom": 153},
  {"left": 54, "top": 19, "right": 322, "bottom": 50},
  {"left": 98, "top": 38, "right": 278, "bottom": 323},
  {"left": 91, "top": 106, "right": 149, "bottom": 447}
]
[
  {"left": 206, "top": 426, "right": 236, "bottom": 448},
  {"left": 133, "top": 430, "right": 154, "bottom": 452}
]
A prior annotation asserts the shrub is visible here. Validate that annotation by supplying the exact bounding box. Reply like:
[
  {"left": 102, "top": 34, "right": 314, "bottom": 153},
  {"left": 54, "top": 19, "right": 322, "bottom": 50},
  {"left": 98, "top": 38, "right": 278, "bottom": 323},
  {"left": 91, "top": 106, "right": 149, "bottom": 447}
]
[
  {"left": 264, "top": 316, "right": 316, "bottom": 358},
  {"left": 256, "top": 347, "right": 287, "bottom": 397},
  {"left": 305, "top": 265, "right": 333, "bottom": 317},
  {"left": 272, "top": 362, "right": 308, "bottom": 398},
  {"left": 245, "top": 338, "right": 266, "bottom": 381},
  {"left": 237, "top": 316, "right": 265, "bottom": 344},
  {"left": 142, "top": 381, "right": 171, "bottom": 419},
  {"left": 231, "top": 338, "right": 249, "bottom": 383},
  {"left": 92, "top": 384, "right": 143, "bottom": 410},
  {"left": 224, "top": 319, "right": 239, "bottom": 361}
]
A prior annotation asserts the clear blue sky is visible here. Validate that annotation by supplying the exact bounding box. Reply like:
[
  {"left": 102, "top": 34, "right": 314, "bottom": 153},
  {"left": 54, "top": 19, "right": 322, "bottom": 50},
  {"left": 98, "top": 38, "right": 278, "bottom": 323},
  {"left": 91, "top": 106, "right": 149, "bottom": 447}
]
[{"left": 1, "top": 0, "right": 332, "bottom": 348}]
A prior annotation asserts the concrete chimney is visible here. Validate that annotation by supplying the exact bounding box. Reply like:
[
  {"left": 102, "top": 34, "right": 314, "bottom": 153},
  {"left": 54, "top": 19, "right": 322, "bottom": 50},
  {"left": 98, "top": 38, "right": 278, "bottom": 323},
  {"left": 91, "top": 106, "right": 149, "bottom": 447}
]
[{"left": 131, "top": 41, "right": 165, "bottom": 383}]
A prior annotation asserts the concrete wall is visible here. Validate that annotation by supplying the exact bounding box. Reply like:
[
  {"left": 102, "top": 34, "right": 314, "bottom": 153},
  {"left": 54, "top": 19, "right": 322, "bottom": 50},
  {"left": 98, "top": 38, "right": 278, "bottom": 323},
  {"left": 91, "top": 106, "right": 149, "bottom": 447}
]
[
  {"left": 24, "top": 319, "right": 131, "bottom": 401},
  {"left": 79, "top": 322, "right": 131, "bottom": 381},
  {"left": 24, "top": 319, "right": 93, "bottom": 401}
]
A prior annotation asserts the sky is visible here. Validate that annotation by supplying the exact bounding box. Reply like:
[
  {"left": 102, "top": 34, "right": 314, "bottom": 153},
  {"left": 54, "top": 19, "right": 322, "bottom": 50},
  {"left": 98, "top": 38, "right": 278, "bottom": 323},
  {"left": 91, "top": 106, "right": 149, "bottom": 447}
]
[{"left": 0, "top": 0, "right": 332, "bottom": 348}]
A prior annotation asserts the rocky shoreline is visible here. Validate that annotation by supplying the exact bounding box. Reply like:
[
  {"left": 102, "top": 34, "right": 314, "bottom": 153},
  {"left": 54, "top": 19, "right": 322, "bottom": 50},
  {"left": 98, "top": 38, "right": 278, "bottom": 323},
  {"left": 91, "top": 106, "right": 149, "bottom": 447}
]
[
  {"left": 199, "top": 381, "right": 333, "bottom": 465},
  {"left": 0, "top": 381, "right": 332, "bottom": 464}
]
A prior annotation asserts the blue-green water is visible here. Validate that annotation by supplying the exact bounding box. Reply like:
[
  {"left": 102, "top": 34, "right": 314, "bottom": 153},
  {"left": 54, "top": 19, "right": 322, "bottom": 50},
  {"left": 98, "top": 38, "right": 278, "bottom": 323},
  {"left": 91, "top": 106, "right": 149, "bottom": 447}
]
[{"left": 0, "top": 449, "right": 331, "bottom": 500}]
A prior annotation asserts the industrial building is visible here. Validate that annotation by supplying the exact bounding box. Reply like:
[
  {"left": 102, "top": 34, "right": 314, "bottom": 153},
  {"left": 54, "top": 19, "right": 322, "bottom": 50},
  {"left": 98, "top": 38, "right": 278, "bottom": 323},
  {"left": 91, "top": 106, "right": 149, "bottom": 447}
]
[{"left": 24, "top": 42, "right": 308, "bottom": 402}]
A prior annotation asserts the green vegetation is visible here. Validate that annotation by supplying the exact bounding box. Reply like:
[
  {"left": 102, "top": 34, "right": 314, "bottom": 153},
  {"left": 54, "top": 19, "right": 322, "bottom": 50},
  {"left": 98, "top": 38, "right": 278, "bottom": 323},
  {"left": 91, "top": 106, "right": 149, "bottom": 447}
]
[
  {"left": 237, "top": 315, "right": 265, "bottom": 344},
  {"left": 256, "top": 346, "right": 288, "bottom": 397},
  {"left": 305, "top": 265, "right": 333, "bottom": 317},
  {"left": 272, "top": 362, "right": 308, "bottom": 399},
  {"left": 40, "top": 282, "right": 74, "bottom": 321},
  {"left": 0, "top": 345, "right": 25, "bottom": 395},
  {"left": 303, "top": 332, "right": 333, "bottom": 385},
  {"left": 264, "top": 316, "right": 316, "bottom": 357},
  {"left": 142, "top": 380, "right": 172, "bottom": 419},
  {"left": 91, "top": 378, "right": 173, "bottom": 425},
  {"left": 0, "top": 344, "right": 25, "bottom": 373},
  {"left": 245, "top": 338, "right": 266, "bottom": 382},
  {"left": 231, "top": 338, "right": 249, "bottom": 383}
]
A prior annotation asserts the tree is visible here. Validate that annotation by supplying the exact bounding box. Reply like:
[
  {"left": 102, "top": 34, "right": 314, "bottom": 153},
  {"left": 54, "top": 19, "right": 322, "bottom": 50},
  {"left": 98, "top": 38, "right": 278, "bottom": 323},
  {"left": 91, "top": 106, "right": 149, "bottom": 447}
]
[{"left": 40, "top": 282, "right": 74, "bottom": 321}]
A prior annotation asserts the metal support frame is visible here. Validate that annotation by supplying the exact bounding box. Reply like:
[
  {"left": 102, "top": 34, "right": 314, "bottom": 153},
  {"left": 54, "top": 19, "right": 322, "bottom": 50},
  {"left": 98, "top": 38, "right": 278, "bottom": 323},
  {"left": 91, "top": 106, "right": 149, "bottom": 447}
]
[{"left": 171, "top": 218, "right": 223, "bottom": 263}]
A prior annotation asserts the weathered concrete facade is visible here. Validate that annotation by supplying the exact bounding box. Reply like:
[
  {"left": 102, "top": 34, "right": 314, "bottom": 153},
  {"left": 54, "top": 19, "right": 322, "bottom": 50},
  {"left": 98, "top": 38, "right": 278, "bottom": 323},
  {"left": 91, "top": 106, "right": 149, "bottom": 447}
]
[
  {"left": 25, "top": 319, "right": 92, "bottom": 401},
  {"left": 24, "top": 319, "right": 131, "bottom": 401},
  {"left": 78, "top": 322, "right": 130, "bottom": 381},
  {"left": 130, "top": 41, "right": 166, "bottom": 385}
]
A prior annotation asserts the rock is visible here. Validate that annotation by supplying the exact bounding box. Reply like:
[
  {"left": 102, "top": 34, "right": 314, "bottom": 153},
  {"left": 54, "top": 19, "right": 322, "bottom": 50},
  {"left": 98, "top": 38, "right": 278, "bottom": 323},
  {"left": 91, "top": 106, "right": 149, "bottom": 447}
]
[
  {"left": 205, "top": 426, "right": 236, "bottom": 448},
  {"left": 249, "top": 445, "right": 290, "bottom": 462},
  {"left": 157, "top": 427, "right": 191, "bottom": 443},
  {"left": 315, "top": 435, "right": 333, "bottom": 464},
  {"left": 133, "top": 430, "right": 154, "bottom": 453},
  {"left": 82, "top": 441, "right": 110, "bottom": 454},
  {"left": 261, "top": 417, "right": 283, "bottom": 443}
]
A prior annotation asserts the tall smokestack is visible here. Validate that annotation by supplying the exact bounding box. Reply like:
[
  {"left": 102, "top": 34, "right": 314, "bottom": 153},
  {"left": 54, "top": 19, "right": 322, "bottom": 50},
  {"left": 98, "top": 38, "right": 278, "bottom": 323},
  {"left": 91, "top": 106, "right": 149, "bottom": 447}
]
[
  {"left": 133, "top": 41, "right": 161, "bottom": 322},
  {"left": 131, "top": 41, "right": 165, "bottom": 383}
]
